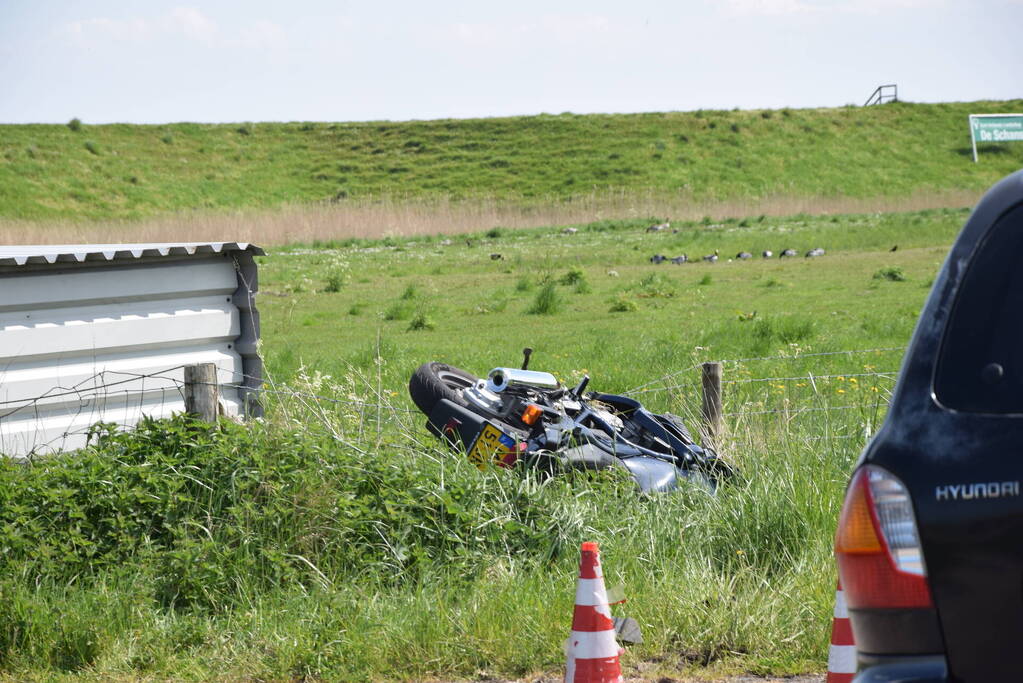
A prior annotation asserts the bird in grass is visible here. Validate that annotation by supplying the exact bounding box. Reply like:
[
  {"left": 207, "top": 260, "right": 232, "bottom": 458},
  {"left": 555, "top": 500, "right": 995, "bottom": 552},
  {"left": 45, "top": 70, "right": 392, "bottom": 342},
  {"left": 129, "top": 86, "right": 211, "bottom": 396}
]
[
  {"left": 646, "top": 220, "right": 670, "bottom": 233},
  {"left": 670, "top": 255, "right": 688, "bottom": 265},
  {"left": 890, "top": 245, "right": 898, "bottom": 252},
  {"left": 805, "top": 247, "right": 825, "bottom": 258},
  {"left": 737, "top": 251, "right": 753, "bottom": 260},
  {"left": 762, "top": 250, "right": 773, "bottom": 258},
  {"left": 650, "top": 254, "right": 666, "bottom": 264},
  {"left": 780, "top": 248, "right": 798, "bottom": 258},
  {"left": 702, "top": 249, "right": 719, "bottom": 263}
]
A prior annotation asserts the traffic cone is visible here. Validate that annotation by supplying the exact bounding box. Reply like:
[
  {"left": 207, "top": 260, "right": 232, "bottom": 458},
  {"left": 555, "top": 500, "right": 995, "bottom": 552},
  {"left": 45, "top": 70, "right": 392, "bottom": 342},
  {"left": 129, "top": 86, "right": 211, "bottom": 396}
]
[
  {"left": 565, "top": 541, "right": 623, "bottom": 683},
  {"left": 827, "top": 580, "right": 856, "bottom": 683}
]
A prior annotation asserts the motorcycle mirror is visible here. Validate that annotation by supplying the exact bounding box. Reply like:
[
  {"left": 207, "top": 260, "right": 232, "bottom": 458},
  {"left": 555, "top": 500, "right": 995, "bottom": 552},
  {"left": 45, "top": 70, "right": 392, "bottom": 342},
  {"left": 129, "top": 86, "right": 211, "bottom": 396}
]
[
  {"left": 521, "top": 347, "right": 533, "bottom": 370},
  {"left": 612, "top": 616, "right": 643, "bottom": 644}
]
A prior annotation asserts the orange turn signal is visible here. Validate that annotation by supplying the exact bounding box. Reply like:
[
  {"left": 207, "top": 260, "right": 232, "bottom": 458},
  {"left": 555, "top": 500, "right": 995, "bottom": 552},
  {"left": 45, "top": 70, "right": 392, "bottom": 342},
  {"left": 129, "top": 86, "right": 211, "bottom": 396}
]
[
  {"left": 521, "top": 404, "right": 543, "bottom": 425},
  {"left": 835, "top": 472, "right": 882, "bottom": 554}
]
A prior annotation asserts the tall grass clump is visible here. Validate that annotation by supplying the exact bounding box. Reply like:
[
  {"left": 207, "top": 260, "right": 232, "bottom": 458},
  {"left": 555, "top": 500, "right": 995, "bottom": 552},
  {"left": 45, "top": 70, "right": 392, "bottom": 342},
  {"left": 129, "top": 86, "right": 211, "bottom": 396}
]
[
  {"left": 473, "top": 291, "right": 509, "bottom": 314},
  {"left": 383, "top": 301, "right": 413, "bottom": 320},
  {"left": 873, "top": 266, "right": 907, "bottom": 282},
  {"left": 558, "top": 266, "right": 585, "bottom": 286},
  {"left": 527, "top": 281, "right": 561, "bottom": 315},
  {"left": 632, "top": 272, "right": 676, "bottom": 298},
  {"left": 559, "top": 266, "right": 591, "bottom": 293},
  {"left": 609, "top": 294, "right": 638, "bottom": 312},
  {"left": 752, "top": 315, "right": 817, "bottom": 348},
  {"left": 407, "top": 308, "right": 435, "bottom": 331},
  {"left": 323, "top": 269, "right": 345, "bottom": 292}
]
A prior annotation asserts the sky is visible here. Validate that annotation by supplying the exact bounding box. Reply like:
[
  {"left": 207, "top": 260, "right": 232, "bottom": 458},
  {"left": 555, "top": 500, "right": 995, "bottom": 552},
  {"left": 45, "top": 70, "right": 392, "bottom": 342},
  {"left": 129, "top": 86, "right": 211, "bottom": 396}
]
[{"left": 1, "top": 0, "right": 1021, "bottom": 124}]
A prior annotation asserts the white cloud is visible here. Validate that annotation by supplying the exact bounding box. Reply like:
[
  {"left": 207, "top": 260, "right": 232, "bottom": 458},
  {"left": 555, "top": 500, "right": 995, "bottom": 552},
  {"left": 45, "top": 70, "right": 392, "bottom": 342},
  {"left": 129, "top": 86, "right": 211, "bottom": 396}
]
[
  {"left": 233, "top": 20, "right": 287, "bottom": 50},
  {"left": 448, "top": 13, "right": 613, "bottom": 49},
  {"left": 62, "top": 17, "right": 153, "bottom": 45},
  {"left": 723, "top": 0, "right": 811, "bottom": 15},
  {"left": 538, "top": 14, "right": 612, "bottom": 42},
  {"left": 723, "top": 0, "right": 945, "bottom": 16},
  {"left": 58, "top": 7, "right": 284, "bottom": 51},
  {"left": 452, "top": 22, "right": 499, "bottom": 48},
  {"left": 165, "top": 7, "right": 217, "bottom": 44}
]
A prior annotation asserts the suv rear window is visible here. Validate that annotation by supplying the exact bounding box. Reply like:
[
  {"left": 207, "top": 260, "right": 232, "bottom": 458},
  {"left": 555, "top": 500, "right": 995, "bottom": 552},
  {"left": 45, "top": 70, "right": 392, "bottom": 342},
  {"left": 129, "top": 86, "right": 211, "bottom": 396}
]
[{"left": 936, "top": 203, "right": 1023, "bottom": 413}]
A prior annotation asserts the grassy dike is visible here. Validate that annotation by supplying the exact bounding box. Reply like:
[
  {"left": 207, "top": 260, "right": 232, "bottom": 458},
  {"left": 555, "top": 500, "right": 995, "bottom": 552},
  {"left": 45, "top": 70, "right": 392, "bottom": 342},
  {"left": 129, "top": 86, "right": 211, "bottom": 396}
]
[
  {"left": 0, "top": 207, "right": 965, "bottom": 680},
  {"left": 1, "top": 100, "right": 1021, "bottom": 220}
]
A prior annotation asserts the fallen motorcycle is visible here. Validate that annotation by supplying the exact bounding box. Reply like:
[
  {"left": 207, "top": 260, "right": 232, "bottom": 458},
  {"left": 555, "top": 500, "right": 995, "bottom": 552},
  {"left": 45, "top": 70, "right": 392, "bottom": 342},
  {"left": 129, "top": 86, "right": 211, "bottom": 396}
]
[{"left": 408, "top": 349, "right": 734, "bottom": 493}]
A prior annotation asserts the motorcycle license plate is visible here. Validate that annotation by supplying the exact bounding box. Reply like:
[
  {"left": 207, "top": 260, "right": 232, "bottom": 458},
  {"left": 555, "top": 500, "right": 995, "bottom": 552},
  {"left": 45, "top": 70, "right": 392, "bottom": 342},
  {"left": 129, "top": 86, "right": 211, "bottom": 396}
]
[{"left": 467, "top": 423, "right": 517, "bottom": 469}]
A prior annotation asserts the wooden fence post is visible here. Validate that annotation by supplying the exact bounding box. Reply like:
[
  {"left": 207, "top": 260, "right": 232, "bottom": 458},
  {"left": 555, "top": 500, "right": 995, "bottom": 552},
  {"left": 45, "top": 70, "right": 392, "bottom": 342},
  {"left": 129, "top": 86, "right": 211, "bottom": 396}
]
[
  {"left": 184, "top": 363, "right": 219, "bottom": 423},
  {"left": 701, "top": 361, "right": 723, "bottom": 446}
]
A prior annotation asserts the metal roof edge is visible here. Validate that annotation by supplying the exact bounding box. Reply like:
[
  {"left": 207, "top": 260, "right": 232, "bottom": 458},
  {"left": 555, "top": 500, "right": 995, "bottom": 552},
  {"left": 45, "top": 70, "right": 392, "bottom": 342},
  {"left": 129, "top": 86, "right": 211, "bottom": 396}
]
[{"left": 0, "top": 242, "right": 264, "bottom": 268}]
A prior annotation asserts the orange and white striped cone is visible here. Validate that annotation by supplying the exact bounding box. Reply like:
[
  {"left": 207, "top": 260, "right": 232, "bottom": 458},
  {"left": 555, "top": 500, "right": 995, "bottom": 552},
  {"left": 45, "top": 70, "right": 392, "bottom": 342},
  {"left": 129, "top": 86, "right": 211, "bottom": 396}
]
[
  {"left": 565, "top": 542, "right": 623, "bottom": 683},
  {"left": 827, "top": 580, "right": 856, "bottom": 683}
]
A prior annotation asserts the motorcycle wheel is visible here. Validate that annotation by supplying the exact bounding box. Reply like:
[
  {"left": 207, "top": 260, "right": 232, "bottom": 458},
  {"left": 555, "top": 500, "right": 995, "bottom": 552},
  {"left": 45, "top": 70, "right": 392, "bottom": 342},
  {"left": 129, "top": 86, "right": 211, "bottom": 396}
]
[
  {"left": 408, "top": 362, "right": 480, "bottom": 416},
  {"left": 660, "top": 412, "right": 695, "bottom": 445}
]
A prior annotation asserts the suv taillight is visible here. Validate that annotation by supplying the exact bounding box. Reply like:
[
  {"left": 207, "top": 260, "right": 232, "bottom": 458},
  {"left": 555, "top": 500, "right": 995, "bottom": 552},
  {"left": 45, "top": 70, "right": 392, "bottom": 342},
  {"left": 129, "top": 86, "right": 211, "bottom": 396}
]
[{"left": 835, "top": 465, "right": 932, "bottom": 609}]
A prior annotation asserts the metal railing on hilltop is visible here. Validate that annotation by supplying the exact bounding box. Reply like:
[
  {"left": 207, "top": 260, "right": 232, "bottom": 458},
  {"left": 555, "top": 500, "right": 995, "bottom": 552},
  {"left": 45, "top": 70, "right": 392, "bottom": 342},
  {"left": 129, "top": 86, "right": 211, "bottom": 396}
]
[{"left": 864, "top": 84, "right": 898, "bottom": 106}]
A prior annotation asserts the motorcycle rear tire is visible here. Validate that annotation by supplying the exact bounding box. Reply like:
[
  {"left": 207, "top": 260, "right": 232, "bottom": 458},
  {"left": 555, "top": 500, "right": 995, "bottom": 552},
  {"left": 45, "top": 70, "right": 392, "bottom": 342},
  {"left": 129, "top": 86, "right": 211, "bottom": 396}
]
[
  {"left": 661, "top": 412, "right": 695, "bottom": 445},
  {"left": 408, "top": 362, "right": 480, "bottom": 416}
]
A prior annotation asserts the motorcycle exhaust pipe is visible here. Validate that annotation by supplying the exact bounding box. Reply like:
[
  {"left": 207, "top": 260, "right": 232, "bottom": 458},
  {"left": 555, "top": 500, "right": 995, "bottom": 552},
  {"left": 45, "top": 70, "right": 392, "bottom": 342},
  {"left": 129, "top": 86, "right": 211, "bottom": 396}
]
[{"left": 486, "top": 367, "right": 560, "bottom": 393}]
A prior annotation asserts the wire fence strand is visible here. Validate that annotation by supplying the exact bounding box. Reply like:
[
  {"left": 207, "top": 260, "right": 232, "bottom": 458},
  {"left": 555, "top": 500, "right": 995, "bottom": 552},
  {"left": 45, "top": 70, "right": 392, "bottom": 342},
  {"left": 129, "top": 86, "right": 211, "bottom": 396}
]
[
  {"left": 721, "top": 370, "right": 899, "bottom": 385},
  {"left": 714, "top": 346, "right": 905, "bottom": 365}
]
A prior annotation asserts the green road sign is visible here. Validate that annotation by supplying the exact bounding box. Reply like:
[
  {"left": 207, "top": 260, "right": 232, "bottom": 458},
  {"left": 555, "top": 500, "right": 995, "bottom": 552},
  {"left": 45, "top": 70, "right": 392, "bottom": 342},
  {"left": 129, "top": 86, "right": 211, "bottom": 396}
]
[{"left": 970, "top": 114, "right": 1023, "bottom": 162}]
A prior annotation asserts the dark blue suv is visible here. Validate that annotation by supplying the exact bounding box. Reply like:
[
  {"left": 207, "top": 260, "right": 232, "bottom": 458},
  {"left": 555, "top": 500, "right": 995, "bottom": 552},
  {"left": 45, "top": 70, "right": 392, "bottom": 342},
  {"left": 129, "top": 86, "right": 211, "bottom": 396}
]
[{"left": 834, "top": 170, "right": 1023, "bottom": 682}]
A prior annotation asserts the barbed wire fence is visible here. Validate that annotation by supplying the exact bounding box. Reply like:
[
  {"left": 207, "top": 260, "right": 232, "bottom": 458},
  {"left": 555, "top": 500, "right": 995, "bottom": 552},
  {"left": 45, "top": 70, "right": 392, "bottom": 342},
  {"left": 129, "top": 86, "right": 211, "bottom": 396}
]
[
  {"left": 0, "top": 345, "right": 906, "bottom": 458},
  {"left": 0, "top": 362, "right": 423, "bottom": 459},
  {"left": 616, "top": 346, "right": 904, "bottom": 451}
]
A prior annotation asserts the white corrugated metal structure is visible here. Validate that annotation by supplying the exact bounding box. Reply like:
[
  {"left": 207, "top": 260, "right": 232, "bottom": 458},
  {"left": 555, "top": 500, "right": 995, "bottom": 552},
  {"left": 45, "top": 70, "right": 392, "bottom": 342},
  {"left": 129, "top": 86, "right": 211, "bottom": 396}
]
[{"left": 0, "top": 243, "right": 262, "bottom": 457}]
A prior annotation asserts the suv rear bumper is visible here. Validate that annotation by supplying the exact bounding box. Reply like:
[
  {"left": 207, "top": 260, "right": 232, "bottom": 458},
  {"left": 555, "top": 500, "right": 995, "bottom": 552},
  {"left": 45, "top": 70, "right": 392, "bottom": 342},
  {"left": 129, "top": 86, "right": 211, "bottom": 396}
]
[{"left": 853, "top": 654, "right": 948, "bottom": 682}]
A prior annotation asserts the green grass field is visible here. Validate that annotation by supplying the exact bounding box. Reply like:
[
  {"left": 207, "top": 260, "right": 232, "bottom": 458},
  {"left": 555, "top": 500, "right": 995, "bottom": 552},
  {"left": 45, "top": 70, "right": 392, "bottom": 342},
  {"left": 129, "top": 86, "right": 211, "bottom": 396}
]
[
  {"left": 1, "top": 100, "right": 1021, "bottom": 220},
  {"left": 0, "top": 205, "right": 969, "bottom": 680},
  {"left": 257, "top": 208, "right": 957, "bottom": 386}
]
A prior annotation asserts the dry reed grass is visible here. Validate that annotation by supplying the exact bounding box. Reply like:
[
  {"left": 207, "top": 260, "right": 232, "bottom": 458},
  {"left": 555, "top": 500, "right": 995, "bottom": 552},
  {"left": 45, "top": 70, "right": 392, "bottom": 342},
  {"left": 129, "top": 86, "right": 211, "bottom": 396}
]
[{"left": 0, "top": 189, "right": 981, "bottom": 247}]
